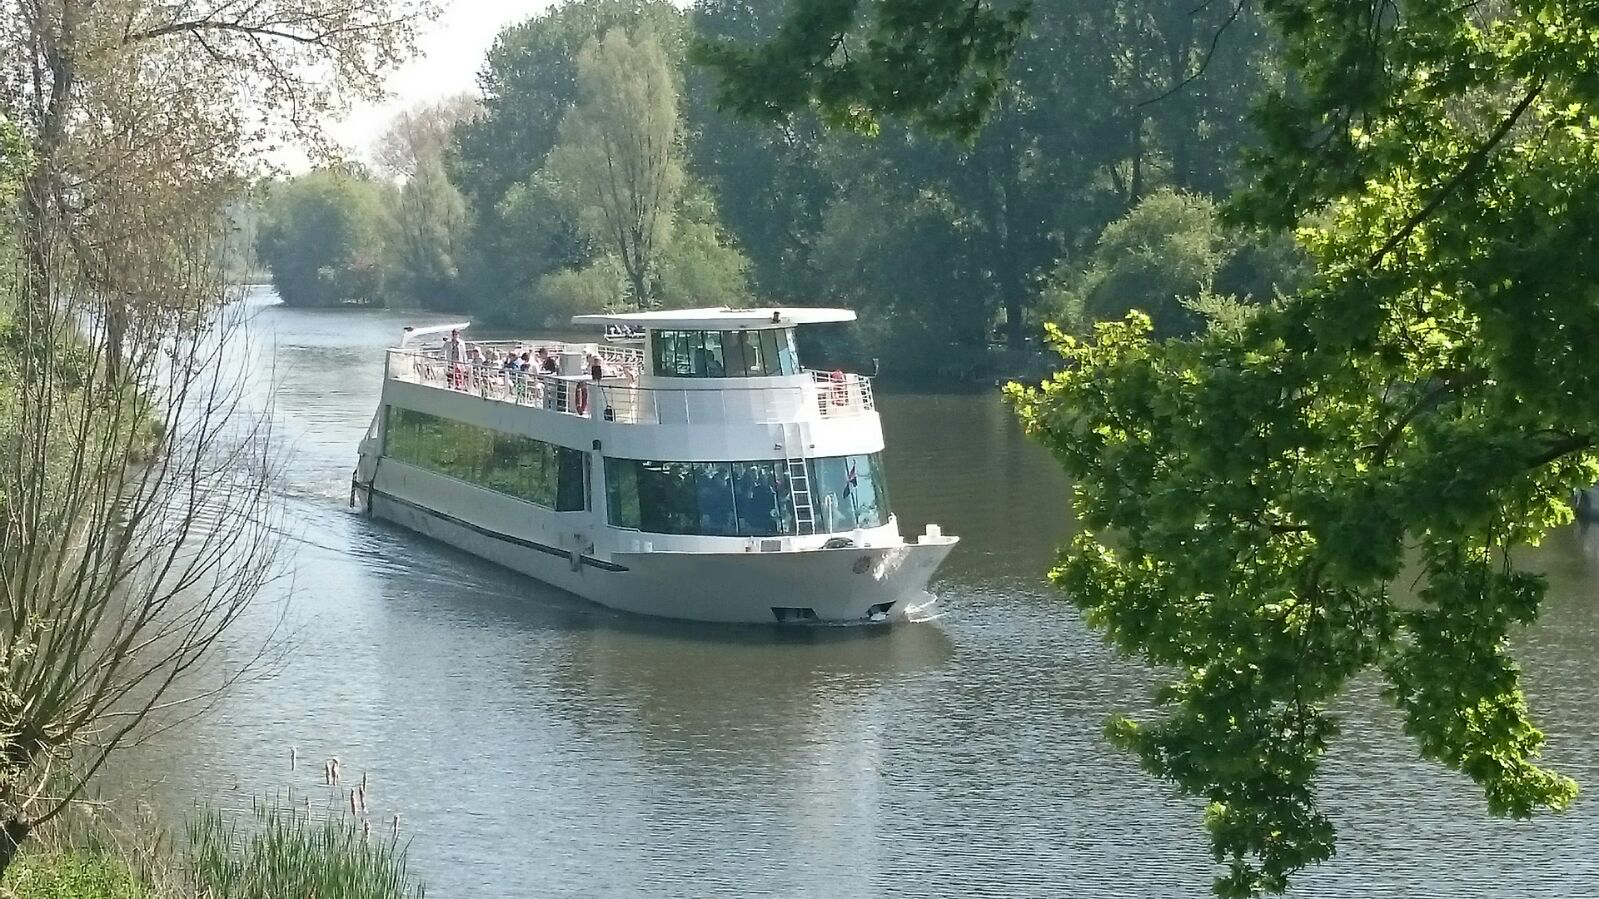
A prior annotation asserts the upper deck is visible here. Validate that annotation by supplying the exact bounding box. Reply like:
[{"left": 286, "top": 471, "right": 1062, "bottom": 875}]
[{"left": 384, "top": 339, "right": 874, "bottom": 425}]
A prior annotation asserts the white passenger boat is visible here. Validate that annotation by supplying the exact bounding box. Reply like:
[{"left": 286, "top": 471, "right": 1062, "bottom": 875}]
[{"left": 352, "top": 308, "right": 959, "bottom": 624}]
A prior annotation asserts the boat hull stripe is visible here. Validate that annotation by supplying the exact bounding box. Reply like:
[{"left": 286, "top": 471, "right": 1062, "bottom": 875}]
[{"left": 366, "top": 488, "right": 630, "bottom": 573}]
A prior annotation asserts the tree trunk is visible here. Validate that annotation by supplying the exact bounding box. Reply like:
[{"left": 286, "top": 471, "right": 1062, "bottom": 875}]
[
  {"left": 1130, "top": 112, "right": 1145, "bottom": 204},
  {"left": 990, "top": 120, "right": 1028, "bottom": 350},
  {"left": 105, "top": 298, "right": 127, "bottom": 385},
  {"left": 625, "top": 261, "right": 649, "bottom": 310},
  {"left": 21, "top": 2, "right": 81, "bottom": 337},
  {"left": 1129, "top": 49, "right": 1145, "bottom": 204},
  {"left": 0, "top": 816, "right": 34, "bottom": 881}
]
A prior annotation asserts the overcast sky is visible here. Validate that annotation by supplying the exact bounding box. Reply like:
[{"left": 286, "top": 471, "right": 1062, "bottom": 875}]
[{"left": 324, "top": 1, "right": 558, "bottom": 164}]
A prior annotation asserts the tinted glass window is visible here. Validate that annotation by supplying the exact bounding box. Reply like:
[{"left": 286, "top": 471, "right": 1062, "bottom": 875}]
[
  {"left": 637, "top": 461, "right": 696, "bottom": 534},
  {"left": 385, "top": 407, "right": 587, "bottom": 510},
  {"left": 694, "top": 462, "right": 737, "bottom": 535},
  {"left": 808, "top": 453, "right": 890, "bottom": 531},
  {"left": 776, "top": 330, "right": 799, "bottom": 375},
  {"left": 745, "top": 332, "right": 768, "bottom": 376},
  {"left": 650, "top": 330, "right": 671, "bottom": 376},
  {"left": 759, "top": 330, "right": 783, "bottom": 376},
  {"left": 605, "top": 458, "right": 641, "bottom": 528},
  {"left": 702, "top": 331, "right": 726, "bottom": 377},
  {"left": 669, "top": 331, "right": 693, "bottom": 376},
  {"left": 649, "top": 329, "right": 797, "bottom": 377},
  {"left": 603, "top": 454, "right": 887, "bottom": 536}
]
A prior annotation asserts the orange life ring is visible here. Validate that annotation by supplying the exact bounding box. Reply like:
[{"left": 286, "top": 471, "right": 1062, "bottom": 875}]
[
  {"left": 574, "top": 381, "right": 589, "bottom": 415},
  {"left": 829, "top": 370, "right": 848, "bottom": 406}
]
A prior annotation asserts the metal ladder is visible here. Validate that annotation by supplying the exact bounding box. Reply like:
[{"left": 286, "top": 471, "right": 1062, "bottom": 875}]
[{"left": 782, "top": 423, "right": 815, "bottom": 535}]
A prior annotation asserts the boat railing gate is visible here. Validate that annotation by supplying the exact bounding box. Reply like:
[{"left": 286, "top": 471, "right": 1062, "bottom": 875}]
[{"left": 386, "top": 349, "right": 875, "bottom": 424}]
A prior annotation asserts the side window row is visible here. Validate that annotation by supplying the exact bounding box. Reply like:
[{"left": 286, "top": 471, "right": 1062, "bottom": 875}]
[
  {"left": 604, "top": 454, "right": 890, "bottom": 537},
  {"left": 385, "top": 407, "right": 587, "bottom": 511}
]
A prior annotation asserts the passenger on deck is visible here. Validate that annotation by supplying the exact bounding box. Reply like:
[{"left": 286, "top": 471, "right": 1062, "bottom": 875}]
[
  {"left": 445, "top": 330, "right": 466, "bottom": 389},
  {"left": 520, "top": 351, "right": 533, "bottom": 372},
  {"left": 589, "top": 353, "right": 603, "bottom": 381},
  {"left": 539, "top": 350, "right": 558, "bottom": 374}
]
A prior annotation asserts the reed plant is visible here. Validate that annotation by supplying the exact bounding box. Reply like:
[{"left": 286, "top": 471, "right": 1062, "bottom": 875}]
[{"left": 184, "top": 796, "right": 423, "bottom": 899}]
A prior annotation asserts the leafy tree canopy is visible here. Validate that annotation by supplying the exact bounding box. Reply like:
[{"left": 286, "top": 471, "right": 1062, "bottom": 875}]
[
  {"left": 256, "top": 170, "right": 389, "bottom": 307},
  {"left": 693, "top": 0, "right": 1029, "bottom": 138},
  {"left": 1045, "top": 190, "right": 1306, "bottom": 338},
  {"left": 711, "top": 0, "right": 1599, "bottom": 895},
  {"left": 0, "top": 116, "right": 25, "bottom": 199},
  {"left": 543, "top": 28, "right": 685, "bottom": 307}
]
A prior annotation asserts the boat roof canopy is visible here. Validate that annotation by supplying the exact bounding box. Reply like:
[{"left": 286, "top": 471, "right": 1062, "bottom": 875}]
[{"left": 571, "top": 307, "right": 856, "bottom": 331}]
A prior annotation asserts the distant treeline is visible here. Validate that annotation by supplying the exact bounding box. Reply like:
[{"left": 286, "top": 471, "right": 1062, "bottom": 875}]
[{"left": 253, "top": 0, "right": 1306, "bottom": 375}]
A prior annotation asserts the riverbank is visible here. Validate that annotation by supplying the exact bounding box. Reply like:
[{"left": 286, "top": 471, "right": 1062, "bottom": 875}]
[
  {"left": 0, "top": 795, "right": 425, "bottom": 899},
  {"left": 6, "top": 849, "right": 156, "bottom": 899}
]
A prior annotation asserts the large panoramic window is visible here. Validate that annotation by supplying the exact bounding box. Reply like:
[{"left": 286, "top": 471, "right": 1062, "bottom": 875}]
[
  {"left": 604, "top": 454, "right": 889, "bottom": 536},
  {"left": 808, "top": 454, "right": 890, "bottom": 532},
  {"left": 650, "top": 329, "right": 799, "bottom": 378},
  {"left": 385, "top": 407, "right": 587, "bottom": 511}
]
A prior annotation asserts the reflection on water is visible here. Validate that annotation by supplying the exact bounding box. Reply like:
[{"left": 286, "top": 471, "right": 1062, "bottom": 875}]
[{"left": 118, "top": 287, "right": 1598, "bottom": 898}]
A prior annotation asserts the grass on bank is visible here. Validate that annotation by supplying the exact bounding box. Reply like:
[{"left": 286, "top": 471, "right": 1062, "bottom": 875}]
[
  {"left": 3, "top": 851, "right": 155, "bottom": 899},
  {"left": 1, "top": 795, "right": 424, "bottom": 899}
]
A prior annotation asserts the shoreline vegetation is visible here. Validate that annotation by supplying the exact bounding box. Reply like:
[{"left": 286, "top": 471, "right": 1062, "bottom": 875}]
[
  {"left": 1, "top": 791, "right": 425, "bottom": 899},
  {"left": 4, "top": 0, "right": 434, "bottom": 891}
]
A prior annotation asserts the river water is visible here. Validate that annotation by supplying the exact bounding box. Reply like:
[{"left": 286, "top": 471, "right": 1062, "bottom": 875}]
[{"left": 123, "top": 288, "right": 1599, "bottom": 897}]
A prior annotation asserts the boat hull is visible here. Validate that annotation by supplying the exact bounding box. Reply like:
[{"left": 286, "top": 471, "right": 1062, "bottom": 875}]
[{"left": 367, "top": 490, "right": 957, "bottom": 624}]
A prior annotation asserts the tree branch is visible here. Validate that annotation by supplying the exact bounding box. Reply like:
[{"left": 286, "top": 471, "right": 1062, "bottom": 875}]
[{"left": 1367, "top": 77, "right": 1545, "bottom": 268}]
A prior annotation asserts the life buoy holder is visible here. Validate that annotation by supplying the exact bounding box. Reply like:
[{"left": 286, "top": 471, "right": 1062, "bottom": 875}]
[
  {"left": 829, "top": 370, "right": 848, "bottom": 406},
  {"left": 574, "top": 381, "right": 589, "bottom": 415}
]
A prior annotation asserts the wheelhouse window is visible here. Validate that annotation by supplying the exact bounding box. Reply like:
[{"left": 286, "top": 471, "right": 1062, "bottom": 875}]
[
  {"left": 385, "top": 407, "right": 587, "bottom": 511},
  {"left": 604, "top": 454, "right": 888, "bottom": 536},
  {"left": 650, "top": 329, "right": 799, "bottom": 378},
  {"left": 807, "top": 454, "right": 890, "bottom": 531}
]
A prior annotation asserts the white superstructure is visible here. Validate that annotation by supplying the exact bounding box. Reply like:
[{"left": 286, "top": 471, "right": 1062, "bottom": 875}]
[{"left": 352, "top": 308, "right": 958, "bottom": 624}]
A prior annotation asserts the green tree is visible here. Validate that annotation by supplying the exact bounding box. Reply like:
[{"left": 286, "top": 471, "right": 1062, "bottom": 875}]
[
  {"left": 534, "top": 257, "right": 626, "bottom": 325},
  {"left": 1044, "top": 190, "right": 1304, "bottom": 338},
  {"left": 5, "top": 0, "right": 430, "bottom": 334},
  {"left": 655, "top": 188, "right": 750, "bottom": 308},
  {"left": 692, "top": 0, "right": 1027, "bottom": 138},
  {"left": 710, "top": 0, "right": 1599, "bottom": 895},
  {"left": 1045, "top": 190, "right": 1229, "bottom": 337},
  {"left": 448, "top": 0, "right": 684, "bottom": 314},
  {"left": 257, "top": 170, "right": 389, "bottom": 307},
  {"left": 684, "top": 0, "right": 834, "bottom": 304},
  {"left": 811, "top": 176, "right": 993, "bottom": 372},
  {"left": 693, "top": 0, "right": 1277, "bottom": 355},
  {"left": 383, "top": 156, "right": 470, "bottom": 310},
  {"left": 375, "top": 97, "right": 478, "bottom": 311},
  {"left": 544, "top": 28, "right": 685, "bottom": 306}
]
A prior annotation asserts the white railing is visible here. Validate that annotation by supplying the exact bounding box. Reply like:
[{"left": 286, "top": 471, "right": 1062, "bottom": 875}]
[
  {"left": 384, "top": 350, "right": 875, "bottom": 425},
  {"left": 388, "top": 351, "right": 592, "bottom": 414},
  {"left": 807, "top": 369, "right": 875, "bottom": 415},
  {"left": 416, "top": 340, "right": 646, "bottom": 372}
]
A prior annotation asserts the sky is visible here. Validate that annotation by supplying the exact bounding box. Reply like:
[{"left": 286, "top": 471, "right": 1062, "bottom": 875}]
[{"left": 324, "top": 0, "right": 558, "bottom": 164}]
